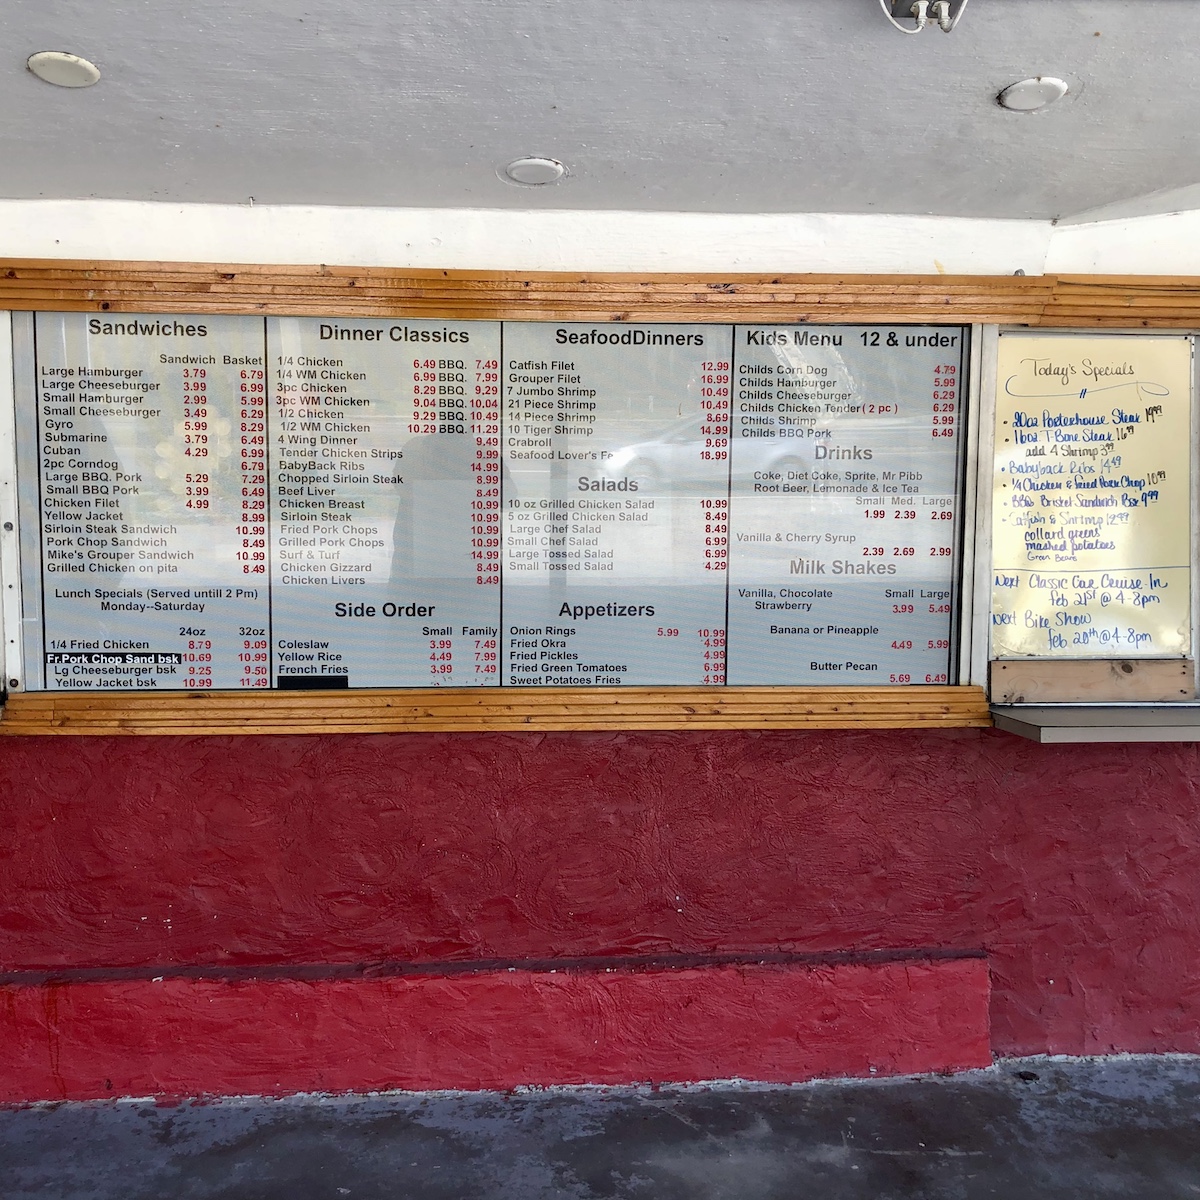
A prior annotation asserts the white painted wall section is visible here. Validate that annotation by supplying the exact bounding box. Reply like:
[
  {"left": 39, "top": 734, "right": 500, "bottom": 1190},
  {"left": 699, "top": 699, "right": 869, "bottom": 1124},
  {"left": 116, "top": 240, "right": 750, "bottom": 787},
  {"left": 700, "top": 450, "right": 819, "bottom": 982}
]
[
  {"left": 0, "top": 200, "right": 1199, "bottom": 278},
  {"left": 0, "top": 200, "right": 1051, "bottom": 275},
  {"left": 1045, "top": 210, "right": 1200, "bottom": 276}
]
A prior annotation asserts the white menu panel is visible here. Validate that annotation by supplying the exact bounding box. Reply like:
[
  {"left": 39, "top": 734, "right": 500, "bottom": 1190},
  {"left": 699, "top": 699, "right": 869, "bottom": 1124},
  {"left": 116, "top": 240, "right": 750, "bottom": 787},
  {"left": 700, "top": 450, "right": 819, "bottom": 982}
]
[
  {"left": 726, "top": 326, "right": 964, "bottom": 685},
  {"left": 267, "top": 318, "right": 503, "bottom": 687},
  {"left": 23, "top": 313, "right": 271, "bottom": 690},
  {"left": 500, "top": 324, "right": 730, "bottom": 686}
]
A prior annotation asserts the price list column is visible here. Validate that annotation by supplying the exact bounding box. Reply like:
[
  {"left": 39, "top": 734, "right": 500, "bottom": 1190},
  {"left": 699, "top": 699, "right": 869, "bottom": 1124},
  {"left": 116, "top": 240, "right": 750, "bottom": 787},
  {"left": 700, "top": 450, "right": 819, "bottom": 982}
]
[
  {"left": 267, "top": 319, "right": 502, "bottom": 687},
  {"left": 234, "top": 344, "right": 270, "bottom": 685},
  {"left": 726, "top": 325, "right": 966, "bottom": 685},
  {"left": 29, "top": 312, "right": 271, "bottom": 690},
  {"left": 499, "top": 324, "right": 731, "bottom": 685}
]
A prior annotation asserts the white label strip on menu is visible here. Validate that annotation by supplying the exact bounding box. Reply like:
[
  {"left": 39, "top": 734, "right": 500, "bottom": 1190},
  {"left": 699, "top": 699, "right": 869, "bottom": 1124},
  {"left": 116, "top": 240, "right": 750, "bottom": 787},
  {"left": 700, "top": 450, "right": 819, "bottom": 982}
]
[{"left": 14, "top": 314, "right": 971, "bottom": 691}]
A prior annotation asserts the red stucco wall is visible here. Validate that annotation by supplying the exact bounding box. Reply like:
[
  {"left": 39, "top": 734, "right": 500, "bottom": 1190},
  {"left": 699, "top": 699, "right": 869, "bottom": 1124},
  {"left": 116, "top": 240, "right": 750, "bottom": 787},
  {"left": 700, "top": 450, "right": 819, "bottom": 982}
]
[
  {"left": 1, "top": 727, "right": 1194, "bottom": 1069},
  {"left": 0, "top": 960, "right": 991, "bottom": 1102}
]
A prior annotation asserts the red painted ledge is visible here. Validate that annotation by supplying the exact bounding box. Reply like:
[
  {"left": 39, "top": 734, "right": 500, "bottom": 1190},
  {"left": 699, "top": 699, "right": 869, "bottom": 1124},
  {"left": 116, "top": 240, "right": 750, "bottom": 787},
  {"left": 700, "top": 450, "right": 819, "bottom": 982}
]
[{"left": 0, "top": 957, "right": 991, "bottom": 1103}]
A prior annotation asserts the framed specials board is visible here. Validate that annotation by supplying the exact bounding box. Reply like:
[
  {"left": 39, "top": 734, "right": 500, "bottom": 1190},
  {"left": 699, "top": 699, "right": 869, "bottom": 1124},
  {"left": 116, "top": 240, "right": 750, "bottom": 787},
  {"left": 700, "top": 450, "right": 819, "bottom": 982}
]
[
  {"left": 11, "top": 313, "right": 967, "bottom": 695},
  {"left": 991, "top": 333, "right": 1193, "bottom": 661}
]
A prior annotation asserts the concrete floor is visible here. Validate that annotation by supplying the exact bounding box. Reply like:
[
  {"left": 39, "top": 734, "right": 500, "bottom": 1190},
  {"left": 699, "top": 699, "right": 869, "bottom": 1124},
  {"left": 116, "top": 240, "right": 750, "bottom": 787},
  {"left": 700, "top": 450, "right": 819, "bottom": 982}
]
[{"left": 3, "top": 1057, "right": 1200, "bottom": 1198}]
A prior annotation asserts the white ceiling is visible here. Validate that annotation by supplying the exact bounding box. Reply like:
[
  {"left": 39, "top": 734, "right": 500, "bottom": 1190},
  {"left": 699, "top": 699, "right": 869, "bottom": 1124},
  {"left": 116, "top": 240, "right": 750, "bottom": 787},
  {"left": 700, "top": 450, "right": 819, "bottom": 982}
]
[{"left": 0, "top": 0, "right": 1196, "bottom": 220}]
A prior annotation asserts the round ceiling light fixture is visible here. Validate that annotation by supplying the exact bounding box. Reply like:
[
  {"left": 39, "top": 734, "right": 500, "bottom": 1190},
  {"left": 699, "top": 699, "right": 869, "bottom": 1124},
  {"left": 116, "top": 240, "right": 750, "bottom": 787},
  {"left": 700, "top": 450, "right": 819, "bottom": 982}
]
[
  {"left": 27, "top": 51, "right": 101, "bottom": 88},
  {"left": 502, "top": 157, "right": 567, "bottom": 186},
  {"left": 998, "top": 77, "right": 1069, "bottom": 112}
]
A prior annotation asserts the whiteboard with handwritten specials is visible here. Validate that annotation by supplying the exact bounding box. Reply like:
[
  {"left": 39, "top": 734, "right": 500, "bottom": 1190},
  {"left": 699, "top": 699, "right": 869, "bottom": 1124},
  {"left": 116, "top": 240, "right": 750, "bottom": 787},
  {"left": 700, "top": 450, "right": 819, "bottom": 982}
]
[{"left": 991, "top": 334, "right": 1193, "bottom": 659}]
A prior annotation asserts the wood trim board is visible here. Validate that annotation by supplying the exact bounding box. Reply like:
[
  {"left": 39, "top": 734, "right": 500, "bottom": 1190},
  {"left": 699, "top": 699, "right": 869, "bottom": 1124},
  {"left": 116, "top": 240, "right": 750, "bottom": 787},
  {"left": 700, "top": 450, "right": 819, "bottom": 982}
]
[
  {"left": 0, "top": 261, "right": 1199, "bottom": 326},
  {"left": 0, "top": 685, "right": 991, "bottom": 736},
  {"left": 990, "top": 660, "right": 1196, "bottom": 705}
]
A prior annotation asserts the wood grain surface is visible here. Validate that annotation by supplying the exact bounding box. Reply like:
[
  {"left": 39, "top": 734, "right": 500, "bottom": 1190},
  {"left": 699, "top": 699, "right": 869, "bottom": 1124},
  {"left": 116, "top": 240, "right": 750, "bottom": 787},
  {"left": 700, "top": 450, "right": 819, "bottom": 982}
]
[
  {"left": 0, "top": 686, "right": 991, "bottom": 735},
  {"left": 1, "top": 260, "right": 1198, "bottom": 325}
]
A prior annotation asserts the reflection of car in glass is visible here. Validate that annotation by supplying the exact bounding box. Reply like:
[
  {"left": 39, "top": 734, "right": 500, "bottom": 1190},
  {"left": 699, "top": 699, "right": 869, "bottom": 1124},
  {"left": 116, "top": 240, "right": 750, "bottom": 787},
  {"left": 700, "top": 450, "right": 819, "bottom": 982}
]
[
  {"left": 602, "top": 411, "right": 955, "bottom": 492},
  {"left": 602, "top": 412, "right": 809, "bottom": 491}
]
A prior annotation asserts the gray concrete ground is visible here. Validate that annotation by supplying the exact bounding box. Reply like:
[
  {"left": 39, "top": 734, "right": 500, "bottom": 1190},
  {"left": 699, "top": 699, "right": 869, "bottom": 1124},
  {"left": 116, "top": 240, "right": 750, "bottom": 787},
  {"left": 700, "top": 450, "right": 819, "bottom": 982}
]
[{"left": 3, "top": 1057, "right": 1200, "bottom": 1199}]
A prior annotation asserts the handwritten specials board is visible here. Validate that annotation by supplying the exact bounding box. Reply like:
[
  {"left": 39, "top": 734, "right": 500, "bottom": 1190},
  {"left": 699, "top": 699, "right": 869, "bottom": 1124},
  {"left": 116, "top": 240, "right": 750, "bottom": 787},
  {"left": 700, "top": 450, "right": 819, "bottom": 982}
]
[
  {"left": 991, "top": 334, "right": 1193, "bottom": 658},
  {"left": 12, "top": 313, "right": 966, "bottom": 691}
]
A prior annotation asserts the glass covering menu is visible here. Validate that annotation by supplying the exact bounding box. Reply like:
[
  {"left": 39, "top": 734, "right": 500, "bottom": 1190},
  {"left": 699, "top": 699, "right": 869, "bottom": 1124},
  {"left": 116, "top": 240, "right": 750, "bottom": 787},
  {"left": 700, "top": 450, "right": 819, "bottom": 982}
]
[
  {"left": 726, "top": 326, "right": 964, "bottom": 685},
  {"left": 501, "top": 324, "right": 728, "bottom": 685},
  {"left": 267, "top": 318, "right": 502, "bottom": 686},
  {"left": 14, "top": 313, "right": 967, "bottom": 690},
  {"left": 25, "top": 314, "right": 271, "bottom": 690}
]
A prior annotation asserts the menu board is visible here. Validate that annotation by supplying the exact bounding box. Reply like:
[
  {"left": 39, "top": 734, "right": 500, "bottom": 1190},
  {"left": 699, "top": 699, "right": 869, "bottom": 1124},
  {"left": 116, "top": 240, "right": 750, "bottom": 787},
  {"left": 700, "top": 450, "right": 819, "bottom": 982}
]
[
  {"left": 992, "top": 334, "right": 1192, "bottom": 658},
  {"left": 11, "top": 313, "right": 966, "bottom": 691},
  {"left": 267, "top": 319, "right": 503, "bottom": 687},
  {"left": 726, "top": 326, "right": 964, "bottom": 685},
  {"left": 500, "top": 323, "right": 728, "bottom": 685}
]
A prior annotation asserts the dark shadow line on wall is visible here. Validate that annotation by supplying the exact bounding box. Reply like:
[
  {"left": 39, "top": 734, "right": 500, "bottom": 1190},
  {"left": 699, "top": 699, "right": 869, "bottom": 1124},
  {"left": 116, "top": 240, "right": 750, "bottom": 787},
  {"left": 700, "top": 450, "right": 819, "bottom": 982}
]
[{"left": 0, "top": 946, "right": 987, "bottom": 988}]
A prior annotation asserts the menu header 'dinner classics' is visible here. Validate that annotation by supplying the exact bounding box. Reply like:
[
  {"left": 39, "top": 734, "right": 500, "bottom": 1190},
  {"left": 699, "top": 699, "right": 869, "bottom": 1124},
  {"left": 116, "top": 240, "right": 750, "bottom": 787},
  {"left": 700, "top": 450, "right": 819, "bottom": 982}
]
[{"left": 14, "top": 313, "right": 968, "bottom": 691}]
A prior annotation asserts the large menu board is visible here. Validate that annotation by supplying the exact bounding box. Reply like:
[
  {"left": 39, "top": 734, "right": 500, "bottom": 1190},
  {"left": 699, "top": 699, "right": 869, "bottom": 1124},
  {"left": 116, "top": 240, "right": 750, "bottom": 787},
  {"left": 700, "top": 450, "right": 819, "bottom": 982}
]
[
  {"left": 992, "top": 334, "right": 1192, "bottom": 658},
  {"left": 12, "top": 313, "right": 966, "bottom": 691}
]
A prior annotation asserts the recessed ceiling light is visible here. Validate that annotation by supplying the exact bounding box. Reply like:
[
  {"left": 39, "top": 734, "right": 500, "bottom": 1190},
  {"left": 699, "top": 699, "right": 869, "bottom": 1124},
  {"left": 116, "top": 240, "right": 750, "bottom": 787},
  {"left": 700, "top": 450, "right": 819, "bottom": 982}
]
[
  {"left": 27, "top": 51, "right": 101, "bottom": 88},
  {"left": 998, "top": 77, "right": 1068, "bottom": 112},
  {"left": 502, "top": 157, "right": 567, "bottom": 186}
]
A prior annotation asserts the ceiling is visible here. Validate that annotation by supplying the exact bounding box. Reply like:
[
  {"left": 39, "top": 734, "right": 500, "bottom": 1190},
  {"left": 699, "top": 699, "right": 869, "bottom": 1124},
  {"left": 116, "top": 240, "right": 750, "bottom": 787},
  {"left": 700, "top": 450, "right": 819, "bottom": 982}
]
[{"left": 0, "top": 0, "right": 1196, "bottom": 221}]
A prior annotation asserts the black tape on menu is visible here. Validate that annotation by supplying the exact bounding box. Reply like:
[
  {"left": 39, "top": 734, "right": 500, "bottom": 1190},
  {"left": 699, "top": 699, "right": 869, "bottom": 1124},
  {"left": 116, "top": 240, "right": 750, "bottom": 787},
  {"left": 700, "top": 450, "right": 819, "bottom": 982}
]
[{"left": 275, "top": 675, "right": 349, "bottom": 690}]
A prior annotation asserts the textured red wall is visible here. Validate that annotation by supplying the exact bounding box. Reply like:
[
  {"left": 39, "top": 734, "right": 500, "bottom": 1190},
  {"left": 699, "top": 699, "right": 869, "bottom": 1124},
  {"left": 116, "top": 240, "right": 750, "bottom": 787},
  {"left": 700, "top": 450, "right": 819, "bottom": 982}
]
[
  {"left": 1, "top": 728, "right": 1195, "bottom": 1059},
  {"left": 0, "top": 960, "right": 991, "bottom": 1102}
]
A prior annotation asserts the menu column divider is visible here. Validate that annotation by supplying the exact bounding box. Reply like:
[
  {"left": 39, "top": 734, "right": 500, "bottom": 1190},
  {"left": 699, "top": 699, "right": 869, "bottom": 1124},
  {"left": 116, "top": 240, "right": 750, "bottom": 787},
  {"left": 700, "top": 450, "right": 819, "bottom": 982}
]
[
  {"left": 723, "top": 325, "right": 736, "bottom": 682},
  {"left": 31, "top": 316, "right": 46, "bottom": 691},
  {"left": 263, "top": 317, "right": 274, "bottom": 686},
  {"left": 497, "top": 320, "right": 505, "bottom": 685}
]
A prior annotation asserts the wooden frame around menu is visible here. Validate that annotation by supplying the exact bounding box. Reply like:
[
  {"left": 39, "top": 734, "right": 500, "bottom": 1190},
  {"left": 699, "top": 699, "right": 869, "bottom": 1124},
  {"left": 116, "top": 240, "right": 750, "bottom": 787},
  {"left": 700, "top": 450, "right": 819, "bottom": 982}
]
[{"left": 1, "top": 261, "right": 1197, "bottom": 735}]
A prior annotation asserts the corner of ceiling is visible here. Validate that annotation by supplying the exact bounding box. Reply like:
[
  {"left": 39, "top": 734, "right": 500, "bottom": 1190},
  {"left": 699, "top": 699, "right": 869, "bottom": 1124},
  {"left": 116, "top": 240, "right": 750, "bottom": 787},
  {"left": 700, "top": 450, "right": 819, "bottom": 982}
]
[
  {"left": 1045, "top": 203, "right": 1200, "bottom": 276},
  {"left": 1057, "top": 182, "right": 1200, "bottom": 227}
]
